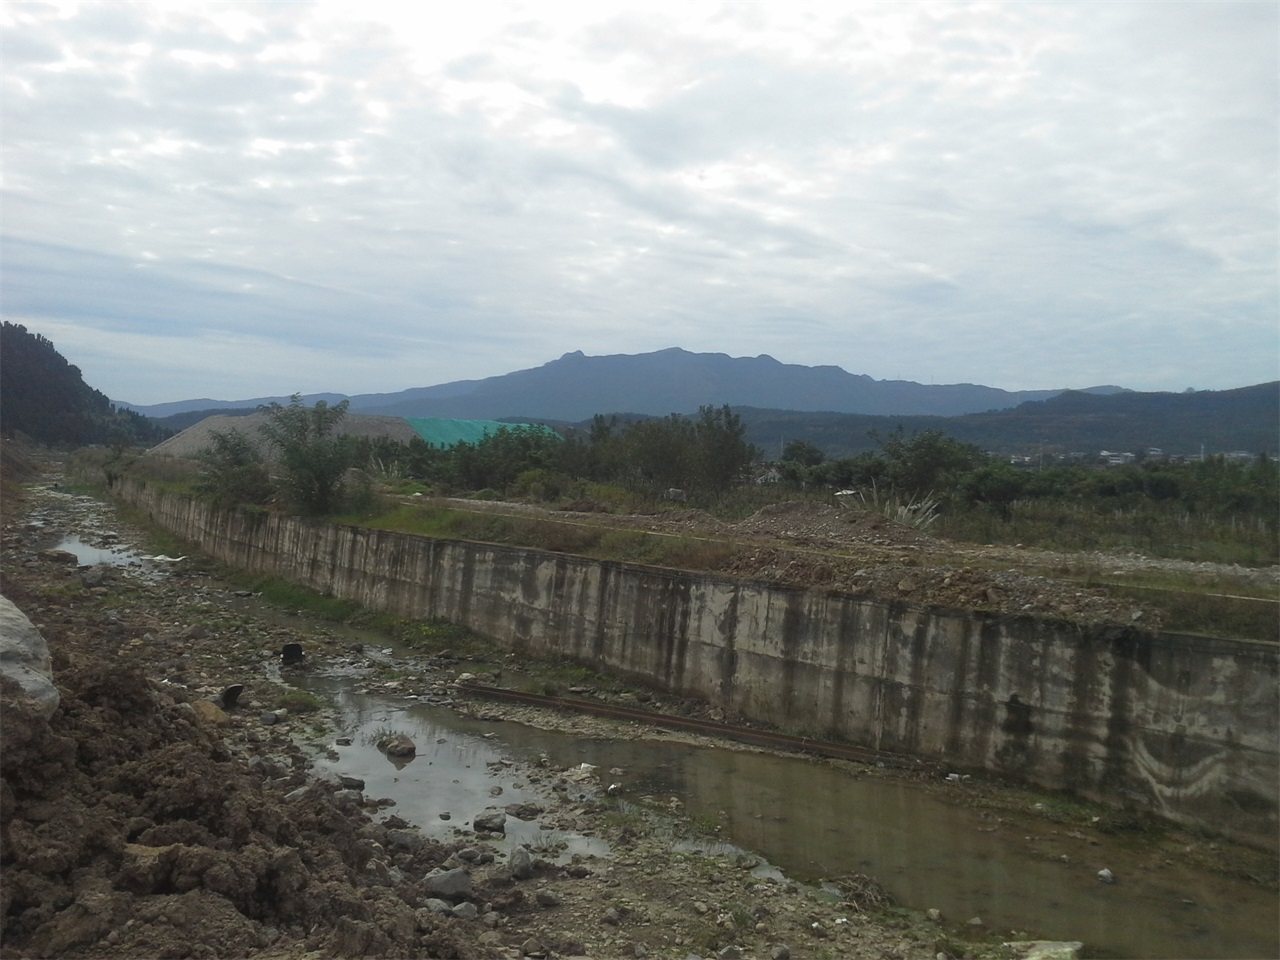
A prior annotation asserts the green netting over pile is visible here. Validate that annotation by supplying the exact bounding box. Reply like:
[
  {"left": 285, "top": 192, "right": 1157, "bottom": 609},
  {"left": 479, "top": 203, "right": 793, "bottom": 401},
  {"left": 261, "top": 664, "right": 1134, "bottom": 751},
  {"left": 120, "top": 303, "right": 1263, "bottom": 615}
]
[{"left": 403, "top": 417, "right": 558, "bottom": 448}]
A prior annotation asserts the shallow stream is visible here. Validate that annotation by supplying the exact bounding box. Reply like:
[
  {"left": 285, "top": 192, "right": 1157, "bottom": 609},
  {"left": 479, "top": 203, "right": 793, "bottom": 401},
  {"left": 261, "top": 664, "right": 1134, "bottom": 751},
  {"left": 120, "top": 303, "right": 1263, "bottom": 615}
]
[
  {"left": 294, "top": 672, "right": 1277, "bottom": 960},
  {"left": 42, "top": 492, "right": 1278, "bottom": 960}
]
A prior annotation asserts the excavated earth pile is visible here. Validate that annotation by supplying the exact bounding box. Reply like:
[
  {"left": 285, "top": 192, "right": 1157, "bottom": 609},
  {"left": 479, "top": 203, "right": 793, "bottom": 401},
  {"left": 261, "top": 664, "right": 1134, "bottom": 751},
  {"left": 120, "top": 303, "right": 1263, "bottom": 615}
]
[{"left": 0, "top": 586, "right": 495, "bottom": 959}]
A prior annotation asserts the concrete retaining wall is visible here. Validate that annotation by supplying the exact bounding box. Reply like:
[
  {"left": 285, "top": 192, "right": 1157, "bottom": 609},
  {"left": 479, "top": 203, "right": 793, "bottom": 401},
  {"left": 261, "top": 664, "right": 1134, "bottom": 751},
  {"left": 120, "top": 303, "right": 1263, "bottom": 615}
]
[{"left": 118, "top": 479, "right": 1279, "bottom": 847}]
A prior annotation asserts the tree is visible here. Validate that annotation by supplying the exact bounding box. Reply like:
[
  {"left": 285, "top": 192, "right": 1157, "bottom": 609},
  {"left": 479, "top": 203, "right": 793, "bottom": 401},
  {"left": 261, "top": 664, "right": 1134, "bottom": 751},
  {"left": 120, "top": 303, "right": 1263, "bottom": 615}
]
[
  {"left": 873, "top": 428, "right": 987, "bottom": 498},
  {"left": 691, "top": 405, "right": 758, "bottom": 494},
  {"left": 196, "top": 430, "right": 272, "bottom": 508},
  {"left": 781, "top": 439, "right": 826, "bottom": 467},
  {"left": 258, "top": 395, "right": 355, "bottom": 515},
  {"left": 0, "top": 322, "right": 170, "bottom": 447},
  {"left": 959, "top": 462, "right": 1028, "bottom": 519}
]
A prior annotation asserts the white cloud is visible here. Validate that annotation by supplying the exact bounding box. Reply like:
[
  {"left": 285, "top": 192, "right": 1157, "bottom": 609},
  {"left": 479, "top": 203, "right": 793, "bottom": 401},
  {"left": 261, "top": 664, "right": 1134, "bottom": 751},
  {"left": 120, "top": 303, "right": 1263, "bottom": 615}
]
[{"left": 1, "top": 1, "right": 1275, "bottom": 404}]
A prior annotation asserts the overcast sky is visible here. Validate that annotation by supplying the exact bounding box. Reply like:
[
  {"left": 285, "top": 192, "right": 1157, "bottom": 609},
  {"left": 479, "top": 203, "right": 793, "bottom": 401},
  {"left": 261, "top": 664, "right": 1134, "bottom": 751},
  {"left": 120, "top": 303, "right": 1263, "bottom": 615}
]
[{"left": 3, "top": 1, "right": 1276, "bottom": 405}]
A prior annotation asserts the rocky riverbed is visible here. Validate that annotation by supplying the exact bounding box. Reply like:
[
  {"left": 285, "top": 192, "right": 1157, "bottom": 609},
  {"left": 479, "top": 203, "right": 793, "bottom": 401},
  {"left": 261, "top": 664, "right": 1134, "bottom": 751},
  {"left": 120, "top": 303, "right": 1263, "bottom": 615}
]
[
  {"left": 0, "top": 470, "right": 1029, "bottom": 960},
  {"left": 3, "top": 461, "right": 1275, "bottom": 959}
]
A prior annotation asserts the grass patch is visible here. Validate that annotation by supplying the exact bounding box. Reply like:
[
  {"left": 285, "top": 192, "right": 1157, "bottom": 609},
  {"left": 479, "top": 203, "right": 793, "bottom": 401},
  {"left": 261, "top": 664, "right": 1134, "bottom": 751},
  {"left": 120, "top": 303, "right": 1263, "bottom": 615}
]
[
  {"left": 937, "top": 499, "right": 1277, "bottom": 567},
  {"left": 365, "top": 726, "right": 414, "bottom": 752},
  {"left": 401, "top": 618, "right": 472, "bottom": 645},
  {"left": 1108, "top": 584, "right": 1278, "bottom": 642},
  {"left": 277, "top": 689, "right": 323, "bottom": 714},
  {"left": 242, "top": 575, "right": 364, "bottom": 620}
]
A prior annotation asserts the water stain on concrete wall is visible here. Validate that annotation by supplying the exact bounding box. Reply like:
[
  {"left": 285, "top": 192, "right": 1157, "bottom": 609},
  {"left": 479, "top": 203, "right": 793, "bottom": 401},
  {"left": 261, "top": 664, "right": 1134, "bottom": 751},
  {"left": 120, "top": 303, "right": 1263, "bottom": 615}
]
[{"left": 118, "top": 479, "right": 1279, "bottom": 848}]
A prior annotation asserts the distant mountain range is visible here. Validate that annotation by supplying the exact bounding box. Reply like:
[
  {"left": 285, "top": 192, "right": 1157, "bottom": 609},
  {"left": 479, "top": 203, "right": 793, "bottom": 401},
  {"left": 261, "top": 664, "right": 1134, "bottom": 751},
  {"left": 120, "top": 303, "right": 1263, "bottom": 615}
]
[
  {"left": 114, "top": 348, "right": 1277, "bottom": 458},
  {"left": 735, "top": 382, "right": 1279, "bottom": 458},
  {"left": 122, "top": 347, "right": 1126, "bottom": 421}
]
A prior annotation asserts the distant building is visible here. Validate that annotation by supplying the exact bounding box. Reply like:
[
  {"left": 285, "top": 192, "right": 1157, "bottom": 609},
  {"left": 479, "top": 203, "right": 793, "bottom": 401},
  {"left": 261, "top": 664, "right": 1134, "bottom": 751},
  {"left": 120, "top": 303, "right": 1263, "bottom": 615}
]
[{"left": 1100, "top": 450, "right": 1136, "bottom": 465}]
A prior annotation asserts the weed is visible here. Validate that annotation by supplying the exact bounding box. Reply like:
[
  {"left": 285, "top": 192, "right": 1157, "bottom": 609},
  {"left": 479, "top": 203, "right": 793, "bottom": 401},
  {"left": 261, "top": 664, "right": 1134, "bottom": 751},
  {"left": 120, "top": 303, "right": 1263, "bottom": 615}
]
[
  {"left": 235, "top": 575, "right": 364, "bottom": 622},
  {"left": 842, "top": 481, "right": 940, "bottom": 530},
  {"left": 526, "top": 830, "right": 567, "bottom": 855},
  {"left": 725, "top": 900, "right": 754, "bottom": 930},
  {"left": 278, "top": 689, "right": 323, "bottom": 714},
  {"left": 364, "top": 725, "right": 409, "bottom": 749}
]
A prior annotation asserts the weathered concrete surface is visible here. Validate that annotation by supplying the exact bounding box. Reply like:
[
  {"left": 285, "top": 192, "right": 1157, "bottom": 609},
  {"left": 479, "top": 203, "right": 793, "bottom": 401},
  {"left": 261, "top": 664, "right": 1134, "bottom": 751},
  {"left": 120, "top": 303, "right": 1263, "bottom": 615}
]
[{"left": 117, "top": 479, "right": 1279, "bottom": 848}]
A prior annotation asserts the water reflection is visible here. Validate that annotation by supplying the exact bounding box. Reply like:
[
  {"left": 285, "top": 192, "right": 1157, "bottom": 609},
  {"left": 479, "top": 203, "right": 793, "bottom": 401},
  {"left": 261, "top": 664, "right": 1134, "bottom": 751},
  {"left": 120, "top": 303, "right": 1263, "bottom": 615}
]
[
  {"left": 299, "top": 680, "right": 1278, "bottom": 960},
  {"left": 52, "top": 535, "right": 140, "bottom": 568},
  {"left": 303, "top": 678, "right": 610, "bottom": 861}
]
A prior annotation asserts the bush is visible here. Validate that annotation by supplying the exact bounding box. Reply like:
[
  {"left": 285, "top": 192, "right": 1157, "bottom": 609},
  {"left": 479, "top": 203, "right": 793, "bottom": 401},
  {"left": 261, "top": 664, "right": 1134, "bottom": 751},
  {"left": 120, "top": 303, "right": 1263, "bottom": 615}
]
[
  {"left": 511, "top": 467, "right": 572, "bottom": 502},
  {"left": 196, "top": 432, "right": 272, "bottom": 508}
]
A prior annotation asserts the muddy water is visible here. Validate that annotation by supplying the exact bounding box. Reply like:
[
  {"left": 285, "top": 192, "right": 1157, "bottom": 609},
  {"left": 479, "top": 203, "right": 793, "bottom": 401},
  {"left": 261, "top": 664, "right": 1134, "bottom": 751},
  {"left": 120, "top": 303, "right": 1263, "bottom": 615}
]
[{"left": 297, "top": 682, "right": 1277, "bottom": 960}]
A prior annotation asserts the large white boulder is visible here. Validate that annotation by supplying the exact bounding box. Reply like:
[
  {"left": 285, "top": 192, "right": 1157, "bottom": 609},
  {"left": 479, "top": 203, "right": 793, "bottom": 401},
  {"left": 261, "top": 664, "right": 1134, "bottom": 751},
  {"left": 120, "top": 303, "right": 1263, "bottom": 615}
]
[{"left": 0, "top": 595, "right": 60, "bottom": 719}]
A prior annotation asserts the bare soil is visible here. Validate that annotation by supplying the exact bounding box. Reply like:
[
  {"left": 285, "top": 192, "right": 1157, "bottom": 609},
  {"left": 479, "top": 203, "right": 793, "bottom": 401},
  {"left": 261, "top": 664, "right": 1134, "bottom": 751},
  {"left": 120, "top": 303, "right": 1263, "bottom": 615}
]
[{"left": 439, "top": 496, "right": 1279, "bottom": 631}]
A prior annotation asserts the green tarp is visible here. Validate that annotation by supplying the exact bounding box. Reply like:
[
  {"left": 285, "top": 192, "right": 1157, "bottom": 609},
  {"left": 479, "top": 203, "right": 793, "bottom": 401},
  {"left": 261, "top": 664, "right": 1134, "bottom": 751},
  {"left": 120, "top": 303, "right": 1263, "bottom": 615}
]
[{"left": 403, "top": 417, "right": 558, "bottom": 448}]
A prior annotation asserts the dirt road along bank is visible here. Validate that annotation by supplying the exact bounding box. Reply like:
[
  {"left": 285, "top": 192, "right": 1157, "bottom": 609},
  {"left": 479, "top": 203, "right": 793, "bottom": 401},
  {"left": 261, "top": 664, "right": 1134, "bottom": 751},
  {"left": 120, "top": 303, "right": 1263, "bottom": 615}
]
[{"left": 2, "top": 472, "right": 1020, "bottom": 959}]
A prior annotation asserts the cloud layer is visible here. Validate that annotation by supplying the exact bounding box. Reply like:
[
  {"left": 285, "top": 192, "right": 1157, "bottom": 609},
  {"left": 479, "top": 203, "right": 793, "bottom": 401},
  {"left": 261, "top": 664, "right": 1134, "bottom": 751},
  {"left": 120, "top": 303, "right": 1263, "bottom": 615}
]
[{"left": 3, "top": 1, "right": 1276, "bottom": 403}]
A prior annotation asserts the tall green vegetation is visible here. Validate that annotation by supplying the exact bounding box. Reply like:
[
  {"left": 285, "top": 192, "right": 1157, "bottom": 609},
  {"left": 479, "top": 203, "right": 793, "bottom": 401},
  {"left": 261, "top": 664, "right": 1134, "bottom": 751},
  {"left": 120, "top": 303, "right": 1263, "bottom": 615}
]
[
  {"left": 197, "top": 395, "right": 366, "bottom": 515},
  {"left": 0, "top": 322, "right": 169, "bottom": 447},
  {"left": 184, "top": 397, "right": 1274, "bottom": 565},
  {"left": 354, "top": 404, "right": 758, "bottom": 504},
  {"left": 195, "top": 431, "right": 271, "bottom": 509},
  {"left": 257, "top": 396, "right": 358, "bottom": 515}
]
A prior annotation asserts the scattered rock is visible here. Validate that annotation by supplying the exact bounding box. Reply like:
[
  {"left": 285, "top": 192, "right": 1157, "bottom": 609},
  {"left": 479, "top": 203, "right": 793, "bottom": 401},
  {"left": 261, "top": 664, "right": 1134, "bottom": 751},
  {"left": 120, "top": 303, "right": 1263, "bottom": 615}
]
[
  {"left": 424, "top": 867, "right": 473, "bottom": 899},
  {"left": 191, "top": 699, "right": 231, "bottom": 726},
  {"left": 509, "top": 846, "right": 534, "bottom": 880},
  {"left": 377, "top": 733, "right": 416, "bottom": 757},
  {"left": 472, "top": 808, "right": 507, "bottom": 833},
  {"left": 0, "top": 595, "right": 60, "bottom": 718},
  {"left": 1003, "top": 941, "right": 1086, "bottom": 960}
]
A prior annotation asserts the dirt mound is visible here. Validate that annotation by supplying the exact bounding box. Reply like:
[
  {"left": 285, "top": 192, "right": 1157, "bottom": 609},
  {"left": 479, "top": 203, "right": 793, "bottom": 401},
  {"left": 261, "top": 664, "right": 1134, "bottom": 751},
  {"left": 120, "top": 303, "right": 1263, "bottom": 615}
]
[
  {"left": 730, "top": 500, "right": 936, "bottom": 548},
  {"left": 0, "top": 628, "right": 493, "bottom": 959},
  {"left": 145, "top": 412, "right": 422, "bottom": 460}
]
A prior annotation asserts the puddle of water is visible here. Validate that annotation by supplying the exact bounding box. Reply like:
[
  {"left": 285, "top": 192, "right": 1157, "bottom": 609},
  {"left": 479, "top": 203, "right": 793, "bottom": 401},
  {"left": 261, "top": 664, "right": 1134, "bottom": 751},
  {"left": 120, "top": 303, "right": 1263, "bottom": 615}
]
[
  {"left": 301, "top": 679, "right": 610, "bottom": 862},
  {"left": 51, "top": 535, "right": 142, "bottom": 568},
  {"left": 294, "top": 675, "right": 1277, "bottom": 960}
]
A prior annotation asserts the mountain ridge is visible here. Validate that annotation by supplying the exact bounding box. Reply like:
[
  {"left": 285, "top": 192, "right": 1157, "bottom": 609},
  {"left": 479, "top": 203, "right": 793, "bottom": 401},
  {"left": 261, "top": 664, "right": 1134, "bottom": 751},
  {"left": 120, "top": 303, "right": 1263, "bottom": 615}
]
[{"left": 119, "top": 347, "right": 1128, "bottom": 420}]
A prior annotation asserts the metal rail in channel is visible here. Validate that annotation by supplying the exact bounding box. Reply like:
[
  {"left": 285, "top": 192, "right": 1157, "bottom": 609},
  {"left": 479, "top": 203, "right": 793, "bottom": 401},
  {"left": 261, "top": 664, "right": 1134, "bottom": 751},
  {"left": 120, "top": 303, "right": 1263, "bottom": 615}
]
[{"left": 455, "top": 682, "right": 927, "bottom": 771}]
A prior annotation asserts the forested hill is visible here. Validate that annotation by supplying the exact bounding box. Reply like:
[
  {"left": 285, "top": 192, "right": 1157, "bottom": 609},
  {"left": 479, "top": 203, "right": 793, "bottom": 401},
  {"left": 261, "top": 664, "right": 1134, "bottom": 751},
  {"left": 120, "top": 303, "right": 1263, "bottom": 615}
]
[
  {"left": 0, "top": 322, "right": 169, "bottom": 447},
  {"left": 731, "top": 382, "right": 1279, "bottom": 459}
]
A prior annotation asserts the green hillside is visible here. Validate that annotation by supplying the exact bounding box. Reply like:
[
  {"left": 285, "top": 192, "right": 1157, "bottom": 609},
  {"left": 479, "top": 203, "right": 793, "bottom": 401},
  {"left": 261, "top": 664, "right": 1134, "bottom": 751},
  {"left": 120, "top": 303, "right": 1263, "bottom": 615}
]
[{"left": 0, "top": 322, "right": 170, "bottom": 447}]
